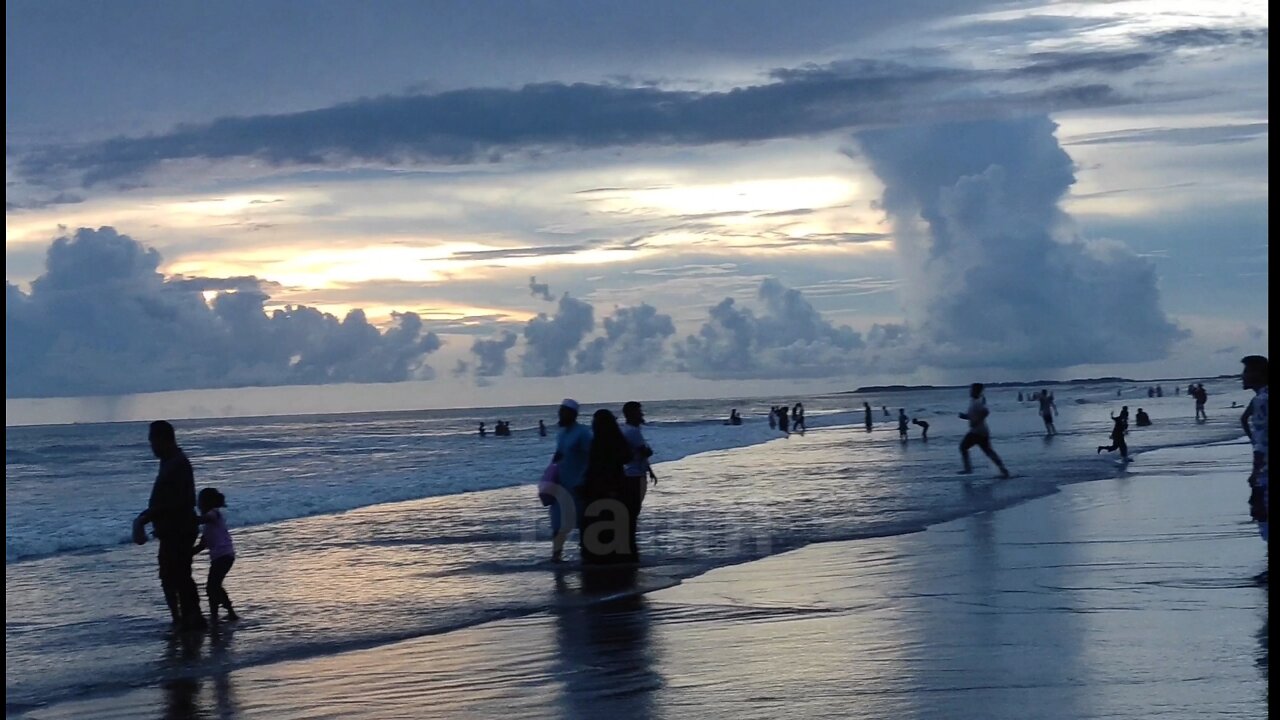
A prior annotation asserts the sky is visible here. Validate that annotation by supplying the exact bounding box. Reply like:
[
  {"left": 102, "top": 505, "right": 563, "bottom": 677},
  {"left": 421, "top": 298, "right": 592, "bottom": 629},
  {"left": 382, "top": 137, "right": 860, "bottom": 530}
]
[{"left": 4, "top": 0, "right": 1269, "bottom": 424}]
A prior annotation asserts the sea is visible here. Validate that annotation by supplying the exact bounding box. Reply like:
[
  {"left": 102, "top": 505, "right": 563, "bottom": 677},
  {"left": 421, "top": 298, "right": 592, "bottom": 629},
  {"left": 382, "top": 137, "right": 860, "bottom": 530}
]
[{"left": 4, "top": 379, "right": 1252, "bottom": 713}]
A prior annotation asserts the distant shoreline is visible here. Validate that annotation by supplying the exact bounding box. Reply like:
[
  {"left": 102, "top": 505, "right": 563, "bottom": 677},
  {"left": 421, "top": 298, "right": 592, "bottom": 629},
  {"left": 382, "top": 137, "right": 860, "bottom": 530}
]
[{"left": 849, "top": 374, "right": 1236, "bottom": 394}]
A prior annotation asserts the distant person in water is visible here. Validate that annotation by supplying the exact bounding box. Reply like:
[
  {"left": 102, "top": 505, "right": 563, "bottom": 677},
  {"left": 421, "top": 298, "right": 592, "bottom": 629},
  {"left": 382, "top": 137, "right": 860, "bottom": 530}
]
[
  {"left": 882, "top": 406, "right": 890, "bottom": 418},
  {"left": 134, "top": 421, "right": 207, "bottom": 630},
  {"left": 728, "top": 409, "right": 743, "bottom": 426},
  {"left": 1097, "top": 407, "right": 1130, "bottom": 461},
  {"left": 912, "top": 418, "right": 929, "bottom": 441},
  {"left": 1156, "top": 386, "right": 1163, "bottom": 397},
  {"left": 864, "top": 402, "right": 873, "bottom": 432},
  {"left": 1134, "top": 408, "right": 1152, "bottom": 427},
  {"left": 768, "top": 407, "right": 777, "bottom": 430},
  {"left": 620, "top": 401, "right": 657, "bottom": 560},
  {"left": 192, "top": 488, "right": 238, "bottom": 624},
  {"left": 549, "top": 400, "right": 592, "bottom": 562},
  {"left": 581, "top": 408, "right": 634, "bottom": 564},
  {"left": 539, "top": 420, "right": 547, "bottom": 437},
  {"left": 958, "top": 384, "right": 1011, "bottom": 478},
  {"left": 1194, "top": 384, "right": 1209, "bottom": 421},
  {"left": 478, "top": 422, "right": 487, "bottom": 438},
  {"left": 1038, "top": 390, "right": 1058, "bottom": 436},
  {"left": 778, "top": 405, "right": 790, "bottom": 433},
  {"left": 1241, "top": 356, "right": 1268, "bottom": 551},
  {"left": 897, "top": 409, "right": 909, "bottom": 440}
]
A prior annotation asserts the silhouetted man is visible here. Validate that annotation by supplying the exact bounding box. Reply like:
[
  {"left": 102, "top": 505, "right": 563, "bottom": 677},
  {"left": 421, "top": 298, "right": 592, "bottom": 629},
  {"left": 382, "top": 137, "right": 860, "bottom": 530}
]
[{"left": 135, "top": 421, "right": 206, "bottom": 630}]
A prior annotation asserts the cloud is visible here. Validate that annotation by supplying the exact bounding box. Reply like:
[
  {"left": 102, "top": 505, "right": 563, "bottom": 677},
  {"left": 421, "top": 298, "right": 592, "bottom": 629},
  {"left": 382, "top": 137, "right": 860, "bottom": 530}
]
[
  {"left": 856, "top": 115, "right": 1187, "bottom": 369},
  {"left": 470, "top": 331, "right": 519, "bottom": 376},
  {"left": 1144, "top": 27, "right": 1268, "bottom": 50},
  {"left": 1064, "top": 122, "right": 1268, "bottom": 147},
  {"left": 6, "top": 227, "right": 442, "bottom": 398},
  {"left": 1010, "top": 50, "right": 1159, "bottom": 78},
  {"left": 528, "top": 275, "right": 554, "bottom": 301},
  {"left": 451, "top": 244, "right": 586, "bottom": 261},
  {"left": 574, "top": 303, "right": 676, "bottom": 373},
  {"left": 167, "top": 275, "right": 282, "bottom": 294},
  {"left": 676, "top": 278, "right": 905, "bottom": 379},
  {"left": 16, "top": 58, "right": 1142, "bottom": 188},
  {"left": 520, "top": 293, "right": 595, "bottom": 377}
]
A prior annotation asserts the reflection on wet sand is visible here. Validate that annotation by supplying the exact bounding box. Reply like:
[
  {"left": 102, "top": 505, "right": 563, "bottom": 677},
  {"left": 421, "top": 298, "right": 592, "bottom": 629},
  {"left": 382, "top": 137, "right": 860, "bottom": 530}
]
[{"left": 555, "top": 565, "right": 661, "bottom": 720}]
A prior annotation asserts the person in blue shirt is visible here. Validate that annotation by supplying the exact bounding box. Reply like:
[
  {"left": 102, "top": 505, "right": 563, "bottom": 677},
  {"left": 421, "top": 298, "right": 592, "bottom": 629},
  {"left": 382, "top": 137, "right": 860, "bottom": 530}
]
[{"left": 549, "top": 399, "right": 592, "bottom": 562}]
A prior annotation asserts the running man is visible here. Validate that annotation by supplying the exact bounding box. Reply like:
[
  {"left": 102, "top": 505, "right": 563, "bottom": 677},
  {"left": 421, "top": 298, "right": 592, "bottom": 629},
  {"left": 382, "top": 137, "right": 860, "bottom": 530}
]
[
  {"left": 1097, "top": 407, "right": 1130, "bottom": 461},
  {"left": 958, "top": 384, "right": 1011, "bottom": 478},
  {"left": 1038, "top": 390, "right": 1058, "bottom": 436}
]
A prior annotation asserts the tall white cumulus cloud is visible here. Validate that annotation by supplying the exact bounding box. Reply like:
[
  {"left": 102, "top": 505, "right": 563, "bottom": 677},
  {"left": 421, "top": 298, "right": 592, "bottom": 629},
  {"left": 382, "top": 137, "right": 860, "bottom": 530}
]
[{"left": 856, "top": 115, "right": 1186, "bottom": 368}]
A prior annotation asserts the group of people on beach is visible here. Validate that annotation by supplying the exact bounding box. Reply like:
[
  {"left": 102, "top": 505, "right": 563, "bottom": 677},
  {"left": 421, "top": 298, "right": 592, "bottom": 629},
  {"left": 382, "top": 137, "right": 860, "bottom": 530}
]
[
  {"left": 539, "top": 399, "right": 657, "bottom": 565},
  {"left": 132, "top": 360, "right": 1270, "bottom": 630},
  {"left": 767, "top": 403, "right": 805, "bottom": 433}
]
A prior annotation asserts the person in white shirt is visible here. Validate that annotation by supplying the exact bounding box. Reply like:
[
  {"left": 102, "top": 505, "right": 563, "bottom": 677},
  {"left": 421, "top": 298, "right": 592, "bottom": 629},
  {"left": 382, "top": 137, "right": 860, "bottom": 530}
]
[
  {"left": 620, "top": 401, "right": 658, "bottom": 560},
  {"left": 959, "top": 383, "right": 1011, "bottom": 478}
]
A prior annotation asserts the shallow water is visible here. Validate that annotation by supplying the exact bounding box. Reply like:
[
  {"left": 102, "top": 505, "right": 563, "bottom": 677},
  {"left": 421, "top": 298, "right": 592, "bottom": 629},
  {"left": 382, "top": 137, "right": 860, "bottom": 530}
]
[{"left": 4, "top": 380, "right": 1251, "bottom": 709}]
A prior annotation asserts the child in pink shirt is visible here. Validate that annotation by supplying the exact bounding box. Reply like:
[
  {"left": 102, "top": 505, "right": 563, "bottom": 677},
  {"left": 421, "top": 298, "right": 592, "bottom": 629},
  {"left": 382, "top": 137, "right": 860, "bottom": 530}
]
[{"left": 193, "top": 488, "right": 238, "bottom": 622}]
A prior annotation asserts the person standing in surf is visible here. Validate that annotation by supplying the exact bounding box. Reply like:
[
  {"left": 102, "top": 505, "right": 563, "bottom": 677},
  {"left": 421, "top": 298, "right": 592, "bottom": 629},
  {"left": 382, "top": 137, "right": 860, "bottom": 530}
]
[
  {"left": 864, "top": 402, "right": 873, "bottom": 433},
  {"left": 1038, "top": 390, "right": 1058, "bottom": 436},
  {"left": 549, "top": 399, "right": 592, "bottom": 563},
  {"left": 192, "top": 488, "right": 238, "bottom": 624},
  {"left": 1097, "top": 407, "right": 1131, "bottom": 462},
  {"left": 1241, "top": 356, "right": 1268, "bottom": 552},
  {"left": 620, "top": 401, "right": 657, "bottom": 561},
  {"left": 958, "top": 384, "right": 1011, "bottom": 478},
  {"left": 581, "top": 409, "right": 634, "bottom": 564},
  {"left": 1194, "top": 384, "right": 1209, "bottom": 422},
  {"left": 134, "top": 421, "right": 207, "bottom": 630},
  {"left": 897, "top": 409, "right": 909, "bottom": 441}
]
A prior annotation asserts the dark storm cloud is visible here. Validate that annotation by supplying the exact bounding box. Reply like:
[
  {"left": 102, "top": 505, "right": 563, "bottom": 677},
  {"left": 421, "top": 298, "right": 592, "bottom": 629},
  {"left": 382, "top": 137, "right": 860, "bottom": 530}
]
[
  {"left": 16, "top": 55, "right": 1144, "bottom": 188},
  {"left": 6, "top": 227, "right": 443, "bottom": 398}
]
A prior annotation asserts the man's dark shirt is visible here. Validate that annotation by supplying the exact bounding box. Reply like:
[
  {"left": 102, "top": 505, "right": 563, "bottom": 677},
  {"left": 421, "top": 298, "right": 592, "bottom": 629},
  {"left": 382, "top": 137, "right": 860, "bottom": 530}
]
[{"left": 148, "top": 450, "right": 198, "bottom": 540}]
